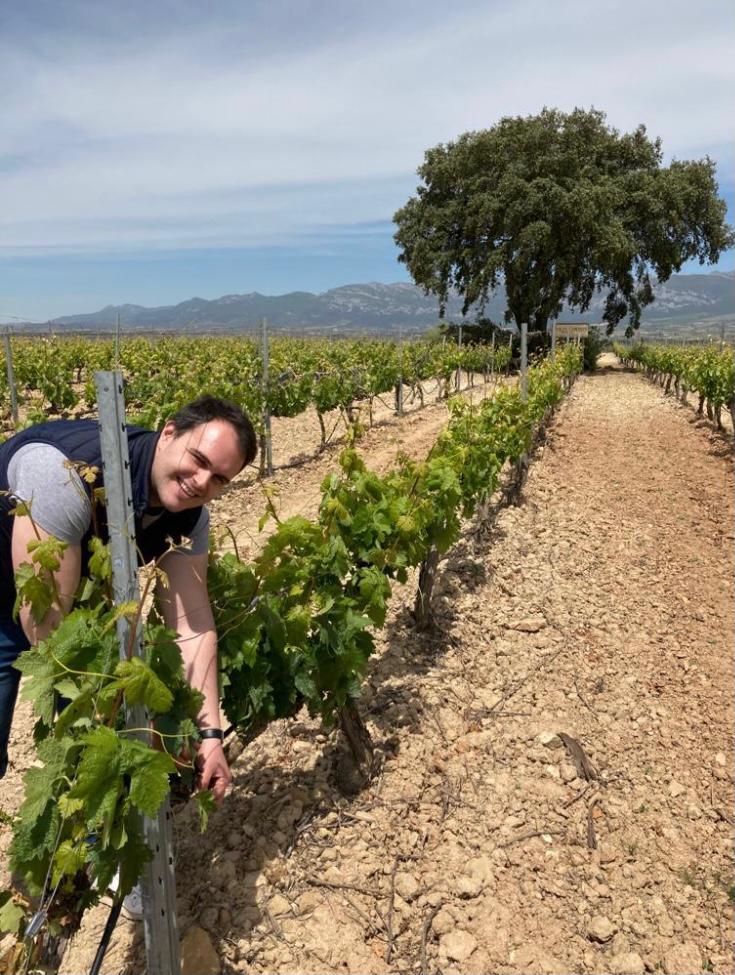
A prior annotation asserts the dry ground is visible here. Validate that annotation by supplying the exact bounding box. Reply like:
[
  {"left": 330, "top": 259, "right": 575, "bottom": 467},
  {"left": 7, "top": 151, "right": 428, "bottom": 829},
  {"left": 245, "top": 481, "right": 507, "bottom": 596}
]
[{"left": 2, "top": 356, "right": 733, "bottom": 975}]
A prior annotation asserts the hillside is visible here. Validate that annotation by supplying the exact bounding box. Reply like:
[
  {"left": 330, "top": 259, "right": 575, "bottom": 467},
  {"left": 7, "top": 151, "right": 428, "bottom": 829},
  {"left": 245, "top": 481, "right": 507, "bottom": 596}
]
[{"left": 44, "top": 271, "right": 735, "bottom": 334}]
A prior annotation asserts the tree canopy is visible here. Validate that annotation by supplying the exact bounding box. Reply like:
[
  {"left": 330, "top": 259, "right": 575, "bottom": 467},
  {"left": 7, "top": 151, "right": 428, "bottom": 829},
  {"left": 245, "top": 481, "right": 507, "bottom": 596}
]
[{"left": 394, "top": 108, "right": 733, "bottom": 335}]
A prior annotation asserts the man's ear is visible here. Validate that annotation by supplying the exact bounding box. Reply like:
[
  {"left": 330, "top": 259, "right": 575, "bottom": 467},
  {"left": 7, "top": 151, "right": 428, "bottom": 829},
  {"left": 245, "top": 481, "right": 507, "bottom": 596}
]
[{"left": 159, "top": 421, "right": 177, "bottom": 444}]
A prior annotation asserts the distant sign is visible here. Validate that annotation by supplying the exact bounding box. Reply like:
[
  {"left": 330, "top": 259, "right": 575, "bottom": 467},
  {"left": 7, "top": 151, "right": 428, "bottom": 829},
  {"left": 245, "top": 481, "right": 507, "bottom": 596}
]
[{"left": 554, "top": 323, "right": 589, "bottom": 339}]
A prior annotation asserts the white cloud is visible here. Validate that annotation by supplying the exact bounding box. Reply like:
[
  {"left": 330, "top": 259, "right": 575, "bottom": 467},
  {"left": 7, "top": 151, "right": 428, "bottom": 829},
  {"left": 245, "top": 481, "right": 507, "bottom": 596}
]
[{"left": 0, "top": 0, "right": 732, "bottom": 255}]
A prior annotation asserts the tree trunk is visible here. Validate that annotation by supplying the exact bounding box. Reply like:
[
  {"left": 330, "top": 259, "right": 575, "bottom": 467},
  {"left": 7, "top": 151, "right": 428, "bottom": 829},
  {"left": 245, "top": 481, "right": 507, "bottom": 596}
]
[
  {"left": 697, "top": 394, "right": 705, "bottom": 416},
  {"left": 414, "top": 545, "right": 440, "bottom": 631},
  {"left": 706, "top": 400, "right": 714, "bottom": 422},
  {"left": 317, "top": 411, "right": 327, "bottom": 447},
  {"left": 337, "top": 703, "right": 375, "bottom": 778}
]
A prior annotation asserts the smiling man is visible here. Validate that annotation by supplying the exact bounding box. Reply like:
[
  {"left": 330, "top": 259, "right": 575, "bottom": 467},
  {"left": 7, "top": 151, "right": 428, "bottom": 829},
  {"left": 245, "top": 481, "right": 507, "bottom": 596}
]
[{"left": 0, "top": 396, "right": 257, "bottom": 803}]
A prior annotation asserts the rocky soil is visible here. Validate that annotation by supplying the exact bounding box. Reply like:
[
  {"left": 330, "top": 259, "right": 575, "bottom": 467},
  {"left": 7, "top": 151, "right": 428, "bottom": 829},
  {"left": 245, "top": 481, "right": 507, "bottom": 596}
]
[{"left": 2, "top": 356, "right": 733, "bottom": 974}]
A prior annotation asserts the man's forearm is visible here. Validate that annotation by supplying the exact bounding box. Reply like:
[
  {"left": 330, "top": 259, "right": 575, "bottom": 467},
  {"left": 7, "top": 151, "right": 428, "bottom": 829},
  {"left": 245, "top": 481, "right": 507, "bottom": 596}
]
[{"left": 178, "top": 628, "right": 222, "bottom": 730}]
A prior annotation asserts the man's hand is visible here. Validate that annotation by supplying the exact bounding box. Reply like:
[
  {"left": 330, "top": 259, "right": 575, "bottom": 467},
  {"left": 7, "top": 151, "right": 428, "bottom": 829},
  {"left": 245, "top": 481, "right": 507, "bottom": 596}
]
[{"left": 196, "top": 738, "right": 232, "bottom": 804}]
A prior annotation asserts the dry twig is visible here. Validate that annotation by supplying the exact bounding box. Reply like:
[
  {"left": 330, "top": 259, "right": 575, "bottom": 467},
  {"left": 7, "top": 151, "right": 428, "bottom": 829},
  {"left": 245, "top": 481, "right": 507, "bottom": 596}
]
[
  {"left": 497, "top": 828, "right": 562, "bottom": 849},
  {"left": 572, "top": 674, "right": 598, "bottom": 717},
  {"left": 420, "top": 905, "right": 442, "bottom": 974},
  {"left": 563, "top": 784, "right": 592, "bottom": 809},
  {"left": 304, "top": 877, "right": 382, "bottom": 898},
  {"left": 385, "top": 857, "right": 399, "bottom": 964},
  {"left": 587, "top": 796, "right": 602, "bottom": 849}
]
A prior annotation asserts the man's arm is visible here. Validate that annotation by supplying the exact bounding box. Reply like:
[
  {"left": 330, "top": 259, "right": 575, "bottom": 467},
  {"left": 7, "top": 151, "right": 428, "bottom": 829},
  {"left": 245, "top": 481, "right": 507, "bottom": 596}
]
[
  {"left": 156, "top": 549, "right": 231, "bottom": 803},
  {"left": 11, "top": 514, "right": 81, "bottom": 643}
]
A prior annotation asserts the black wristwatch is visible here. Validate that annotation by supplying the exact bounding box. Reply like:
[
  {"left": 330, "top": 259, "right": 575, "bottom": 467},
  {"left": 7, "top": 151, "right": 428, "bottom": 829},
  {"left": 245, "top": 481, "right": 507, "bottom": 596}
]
[{"left": 198, "top": 728, "right": 224, "bottom": 742}]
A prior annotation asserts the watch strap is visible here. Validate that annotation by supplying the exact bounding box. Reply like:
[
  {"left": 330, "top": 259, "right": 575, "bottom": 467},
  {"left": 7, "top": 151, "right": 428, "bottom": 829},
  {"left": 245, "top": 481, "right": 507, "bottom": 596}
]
[{"left": 198, "top": 728, "right": 224, "bottom": 741}]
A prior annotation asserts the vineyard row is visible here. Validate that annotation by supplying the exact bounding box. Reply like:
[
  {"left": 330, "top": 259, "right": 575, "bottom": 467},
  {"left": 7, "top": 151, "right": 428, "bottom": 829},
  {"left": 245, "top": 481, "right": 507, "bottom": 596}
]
[
  {"left": 0, "top": 333, "right": 513, "bottom": 441},
  {"left": 614, "top": 342, "right": 735, "bottom": 431},
  {"left": 1, "top": 346, "right": 581, "bottom": 969}
]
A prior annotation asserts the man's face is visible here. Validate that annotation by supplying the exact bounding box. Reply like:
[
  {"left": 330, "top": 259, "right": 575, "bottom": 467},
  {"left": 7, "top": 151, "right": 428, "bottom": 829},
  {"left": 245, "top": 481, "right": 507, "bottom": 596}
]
[{"left": 149, "top": 419, "right": 246, "bottom": 511}]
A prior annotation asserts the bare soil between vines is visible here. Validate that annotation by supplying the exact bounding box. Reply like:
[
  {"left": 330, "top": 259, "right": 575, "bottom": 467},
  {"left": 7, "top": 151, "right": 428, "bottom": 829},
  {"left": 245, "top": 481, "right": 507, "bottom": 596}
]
[{"left": 1, "top": 356, "right": 733, "bottom": 975}]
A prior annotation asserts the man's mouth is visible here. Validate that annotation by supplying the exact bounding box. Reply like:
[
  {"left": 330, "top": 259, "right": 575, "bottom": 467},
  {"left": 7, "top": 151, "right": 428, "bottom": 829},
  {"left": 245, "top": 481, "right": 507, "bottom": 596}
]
[{"left": 178, "top": 477, "right": 198, "bottom": 499}]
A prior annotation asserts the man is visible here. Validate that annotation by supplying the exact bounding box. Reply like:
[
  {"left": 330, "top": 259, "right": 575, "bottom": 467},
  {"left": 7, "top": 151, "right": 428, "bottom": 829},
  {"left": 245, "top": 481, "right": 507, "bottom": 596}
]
[{"left": 0, "top": 396, "right": 256, "bottom": 804}]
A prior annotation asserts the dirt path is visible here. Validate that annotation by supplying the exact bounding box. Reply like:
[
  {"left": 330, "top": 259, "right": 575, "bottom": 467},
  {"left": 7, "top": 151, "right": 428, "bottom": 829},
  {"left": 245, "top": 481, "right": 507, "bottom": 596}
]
[{"left": 4, "top": 358, "right": 734, "bottom": 974}]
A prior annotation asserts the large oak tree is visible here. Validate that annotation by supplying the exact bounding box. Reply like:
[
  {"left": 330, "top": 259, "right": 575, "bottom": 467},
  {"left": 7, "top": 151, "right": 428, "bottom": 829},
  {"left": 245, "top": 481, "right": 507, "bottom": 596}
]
[{"left": 394, "top": 108, "right": 733, "bottom": 335}]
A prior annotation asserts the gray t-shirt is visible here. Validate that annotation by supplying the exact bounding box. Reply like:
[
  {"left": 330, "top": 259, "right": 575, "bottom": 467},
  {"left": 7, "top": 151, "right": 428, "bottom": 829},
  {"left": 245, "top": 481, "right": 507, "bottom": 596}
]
[{"left": 7, "top": 443, "right": 209, "bottom": 555}]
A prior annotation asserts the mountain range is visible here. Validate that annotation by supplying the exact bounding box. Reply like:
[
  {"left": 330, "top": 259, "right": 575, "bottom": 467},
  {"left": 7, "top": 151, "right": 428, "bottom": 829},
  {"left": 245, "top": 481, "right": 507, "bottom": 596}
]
[{"left": 46, "top": 270, "right": 735, "bottom": 335}]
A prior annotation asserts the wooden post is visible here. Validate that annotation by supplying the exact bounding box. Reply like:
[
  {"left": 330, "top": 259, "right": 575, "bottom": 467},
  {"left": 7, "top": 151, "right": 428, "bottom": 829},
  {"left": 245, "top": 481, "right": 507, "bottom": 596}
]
[
  {"left": 114, "top": 313, "right": 121, "bottom": 368},
  {"left": 456, "top": 325, "right": 463, "bottom": 392},
  {"left": 95, "top": 371, "right": 181, "bottom": 975},
  {"left": 395, "top": 324, "right": 404, "bottom": 416},
  {"left": 261, "top": 318, "right": 273, "bottom": 476},
  {"left": 520, "top": 322, "right": 528, "bottom": 401},
  {"left": 3, "top": 327, "right": 19, "bottom": 424}
]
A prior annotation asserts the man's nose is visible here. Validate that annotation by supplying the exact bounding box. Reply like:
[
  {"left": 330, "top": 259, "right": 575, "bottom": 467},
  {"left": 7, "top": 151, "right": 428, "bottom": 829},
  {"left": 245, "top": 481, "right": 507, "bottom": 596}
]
[{"left": 193, "top": 469, "right": 214, "bottom": 494}]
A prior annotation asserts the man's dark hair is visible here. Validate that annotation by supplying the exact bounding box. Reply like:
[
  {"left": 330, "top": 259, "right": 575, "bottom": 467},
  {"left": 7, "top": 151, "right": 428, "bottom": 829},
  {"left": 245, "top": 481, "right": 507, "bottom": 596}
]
[{"left": 169, "top": 396, "right": 257, "bottom": 470}]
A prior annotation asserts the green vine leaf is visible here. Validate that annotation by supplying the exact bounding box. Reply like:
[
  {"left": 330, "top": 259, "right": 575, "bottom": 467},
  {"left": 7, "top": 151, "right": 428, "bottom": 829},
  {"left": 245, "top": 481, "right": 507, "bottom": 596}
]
[
  {"left": 15, "top": 649, "right": 57, "bottom": 726},
  {"left": 102, "top": 657, "right": 174, "bottom": 714},
  {"left": 75, "top": 540, "right": 110, "bottom": 602},
  {"left": 121, "top": 740, "right": 176, "bottom": 818},
  {"left": 66, "top": 726, "right": 123, "bottom": 843},
  {"left": 195, "top": 790, "right": 216, "bottom": 833},
  {"left": 0, "top": 892, "right": 25, "bottom": 936},
  {"left": 27, "top": 536, "right": 67, "bottom": 573},
  {"left": 51, "top": 840, "right": 86, "bottom": 887},
  {"left": 12, "top": 562, "right": 54, "bottom": 623}
]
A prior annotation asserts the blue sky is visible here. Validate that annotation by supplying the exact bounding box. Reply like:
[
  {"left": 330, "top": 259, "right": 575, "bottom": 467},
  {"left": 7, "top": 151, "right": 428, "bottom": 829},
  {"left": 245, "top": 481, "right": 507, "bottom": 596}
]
[{"left": 1, "top": 0, "right": 733, "bottom": 321}]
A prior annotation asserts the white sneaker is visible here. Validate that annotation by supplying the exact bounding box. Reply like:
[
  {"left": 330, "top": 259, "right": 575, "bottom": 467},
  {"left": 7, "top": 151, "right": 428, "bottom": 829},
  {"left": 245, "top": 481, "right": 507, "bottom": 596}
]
[
  {"left": 105, "top": 870, "right": 144, "bottom": 922},
  {"left": 120, "top": 883, "right": 144, "bottom": 922}
]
